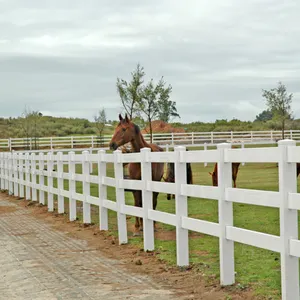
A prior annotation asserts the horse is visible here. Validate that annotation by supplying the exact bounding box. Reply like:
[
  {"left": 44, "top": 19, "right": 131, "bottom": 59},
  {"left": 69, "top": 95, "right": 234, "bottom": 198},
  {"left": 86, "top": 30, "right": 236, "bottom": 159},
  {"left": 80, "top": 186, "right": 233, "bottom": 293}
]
[
  {"left": 210, "top": 162, "right": 300, "bottom": 188},
  {"left": 163, "top": 158, "right": 193, "bottom": 200},
  {"left": 109, "top": 114, "right": 164, "bottom": 236},
  {"left": 209, "top": 162, "right": 241, "bottom": 188}
]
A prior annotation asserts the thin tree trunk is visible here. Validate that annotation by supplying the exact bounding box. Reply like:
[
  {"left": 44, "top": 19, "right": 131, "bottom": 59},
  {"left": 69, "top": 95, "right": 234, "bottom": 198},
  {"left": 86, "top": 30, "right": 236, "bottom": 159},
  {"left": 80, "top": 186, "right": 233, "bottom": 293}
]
[
  {"left": 149, "top": 118, "right": 153, "bottom": 143},
  {"left": 282, "top": 118, "right": 285, "bottom": 140}
]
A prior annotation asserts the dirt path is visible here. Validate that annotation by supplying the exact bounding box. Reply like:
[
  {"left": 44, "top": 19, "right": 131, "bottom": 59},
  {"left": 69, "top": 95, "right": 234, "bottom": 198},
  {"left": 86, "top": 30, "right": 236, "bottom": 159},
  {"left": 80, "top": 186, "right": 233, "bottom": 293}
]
[{"left": 0, "top": 193, "right": 256, "bottom": 300}]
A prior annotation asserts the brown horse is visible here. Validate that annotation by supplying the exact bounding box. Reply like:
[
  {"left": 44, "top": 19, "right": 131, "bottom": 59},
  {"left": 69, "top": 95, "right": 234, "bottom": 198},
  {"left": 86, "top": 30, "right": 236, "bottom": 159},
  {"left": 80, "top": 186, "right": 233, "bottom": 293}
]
[
  {"left": 109, "top": 114, "right": 164, "bottom": 236},
  {"left": 209, "top": 162, "right": 241, "bottom": 188},
  {"left": 210, "top": 163, "right": 300, "bottom": 188},
  {"left": 163, "top": 160, "right": 193, "bottom": 200}
]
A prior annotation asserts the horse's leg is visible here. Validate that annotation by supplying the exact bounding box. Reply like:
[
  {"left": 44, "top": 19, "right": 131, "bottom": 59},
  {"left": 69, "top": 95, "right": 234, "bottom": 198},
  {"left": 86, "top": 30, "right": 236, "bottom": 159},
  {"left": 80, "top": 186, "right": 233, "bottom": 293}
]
[
  {"left": 132, "top": 190, "right": 142, "bottom": 236},
  {"left": 167, "top": 193, "right": 171, "bottom": 200}
]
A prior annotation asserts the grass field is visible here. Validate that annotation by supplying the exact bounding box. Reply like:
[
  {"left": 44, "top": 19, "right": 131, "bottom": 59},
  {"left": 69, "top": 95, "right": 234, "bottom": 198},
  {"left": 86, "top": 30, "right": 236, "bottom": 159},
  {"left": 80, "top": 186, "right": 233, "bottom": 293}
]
[{"left": 25, "top": 144, "right": 300, "bottom": 299}]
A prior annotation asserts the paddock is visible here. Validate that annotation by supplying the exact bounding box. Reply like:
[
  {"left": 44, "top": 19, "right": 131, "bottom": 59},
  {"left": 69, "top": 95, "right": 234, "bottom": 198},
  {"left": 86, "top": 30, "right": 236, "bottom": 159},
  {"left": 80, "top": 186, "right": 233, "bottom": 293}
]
[{"left": 1, "top": 141, "right": 300, "bottom": 300}]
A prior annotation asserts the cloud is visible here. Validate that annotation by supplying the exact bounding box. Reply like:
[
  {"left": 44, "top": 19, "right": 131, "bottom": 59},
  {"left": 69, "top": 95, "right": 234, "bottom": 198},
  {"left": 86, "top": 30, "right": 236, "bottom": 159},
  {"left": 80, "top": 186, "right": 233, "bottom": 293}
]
[{"left": 0, "top": 0, "right": 299, "bottom": 123}]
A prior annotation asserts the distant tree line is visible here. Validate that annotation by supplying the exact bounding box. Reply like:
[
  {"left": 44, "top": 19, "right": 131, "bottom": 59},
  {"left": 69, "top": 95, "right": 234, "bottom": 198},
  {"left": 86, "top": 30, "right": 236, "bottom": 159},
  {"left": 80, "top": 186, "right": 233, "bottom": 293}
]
[{"left": 0, "top": 77, "right": 296, "bottom": 146}]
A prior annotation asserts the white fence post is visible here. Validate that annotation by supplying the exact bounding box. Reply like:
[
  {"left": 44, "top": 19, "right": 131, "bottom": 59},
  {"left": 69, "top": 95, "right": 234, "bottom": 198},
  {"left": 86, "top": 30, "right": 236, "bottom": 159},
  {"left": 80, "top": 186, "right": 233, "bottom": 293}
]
[
  {"left": 141, "top": 147, "right": 154, "bottom": 251},
  {"left": 19, "top": 153, "right": 24, "bottom": 198},
  {"left": 47, "top": 152, "right": 54, "bottom": 211},
  {"left": 39, "top": 152, "right": 45, "bottom": 205},
  {"left": 271, "top": 130, "right": 273, "bottom": 141},
  {"left": 68, "top": 151, "right": 77, "bottom": 221},
  {"left": 241, "top": 141, "right": 245, "bottom": 166},
  {"left": 89, "top": 147, "right": 93, "bottom": 174},
  {"left": 9, "top": 138, "right": 12, "bottom": 152},
  {"left": 217, "top": 143, "right": 235, "bottom": 285},
  {"left": 82, "top": 150, "right": 91, "bottom": 224},
  {"left": 4, "top": 153, "right": 8, "bottom": 191},
  {"left": 91, "top": 136, "right": 94, "bottom": 148},
  {"left": 71, "top": 136, "right": 74, "bottom": 148},
  {"left": 13, "top": 152, "right": 18, "bottom": 197},
  {"left": 204, "top": 143, "right": 208, "bottom": 167},
  {"left": 0, "top": 153, "right": 4, "bottom": 190},
  {"left": 278, "top": 139, "right": 299, "bottom": 300},
  {"left": 25, "top": 153, "right": 30, "bottom": 200},
  {"left": 175, "top": 146, "right": 189, "bottom": 266},
  {"left": 113, "top": 149, "right": 128, "bottom": 244},
  {"left": 171, "top": 132, "right": 174, "bottom": 146},
  {"left": 98, "top": 149, "right": 108, "bottom": 230},
  {"left": 211, "top": 132, "right": 214, "bottom": 144},
  {"left": 8, "top": 153, "right": 13, "bottom": 195},
  {"left": 191, "top": 132, "right": 194, "bottom": 145},
  {"left": 57, "top": 152, "right": 64, "bottom": 213},
  {"left": 31, "top": 153, "right": 37, "bottom": 201}
]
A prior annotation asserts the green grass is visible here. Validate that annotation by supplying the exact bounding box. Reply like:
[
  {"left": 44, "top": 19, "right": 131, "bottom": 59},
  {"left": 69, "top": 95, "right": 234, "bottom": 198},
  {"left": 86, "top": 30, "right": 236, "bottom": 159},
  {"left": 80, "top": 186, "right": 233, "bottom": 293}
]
[{"left": 30, "top": 153, "right": 300, "bottom": 300}]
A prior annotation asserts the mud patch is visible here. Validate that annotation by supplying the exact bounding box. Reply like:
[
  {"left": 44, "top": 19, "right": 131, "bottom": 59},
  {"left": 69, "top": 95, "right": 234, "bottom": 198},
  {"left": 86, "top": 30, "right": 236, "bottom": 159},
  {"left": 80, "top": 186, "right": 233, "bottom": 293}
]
[{"left": 0, "top": 206, "right": 17, "bottom": 214}]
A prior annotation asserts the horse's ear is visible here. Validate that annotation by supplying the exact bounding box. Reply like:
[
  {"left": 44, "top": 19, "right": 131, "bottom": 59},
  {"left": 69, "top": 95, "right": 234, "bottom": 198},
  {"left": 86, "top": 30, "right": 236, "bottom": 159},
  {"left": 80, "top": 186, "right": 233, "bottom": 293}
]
[
  {"left": 125, "top": 114, "right": 130, "bottom": 123},
  {"left": 119, "top": 114, "right": 123, "bottom": 121}
]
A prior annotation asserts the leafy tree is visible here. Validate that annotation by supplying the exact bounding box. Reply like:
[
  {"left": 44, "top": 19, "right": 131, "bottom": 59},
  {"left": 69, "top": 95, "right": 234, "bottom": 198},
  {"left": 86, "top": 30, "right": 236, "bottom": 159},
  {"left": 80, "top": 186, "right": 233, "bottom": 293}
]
[
  {"left": 93, "top": 108, "right": 106, "bottom": 146},
  {"left": 156, "top": 80, "right": 179, "bottom": 122},
  {"left": 138, "top": 77, "right": 173, "bottom": 142},
  {"left": 262, "top": 82, "right": 293, "bottom": 139},
  {"left": 138, "top": 79, "right": 160, "bottom": 142},
  {"left": 255, "top": 109, "right": 273, "bottom": 122},
  {"left": 116, "top": 63, "right": 145, "bottom": 119}
]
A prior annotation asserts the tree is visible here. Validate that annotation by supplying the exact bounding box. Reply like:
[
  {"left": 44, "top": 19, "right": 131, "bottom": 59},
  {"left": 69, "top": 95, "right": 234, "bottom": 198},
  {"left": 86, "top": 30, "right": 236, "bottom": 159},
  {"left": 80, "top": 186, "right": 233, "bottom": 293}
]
[
  {"left": 262, "top": 81, "right": 293, "bottom": 139},
  {"left": 156, "top": 81, "right": 179, "bottom": 122},
  {"left": 19, "top": 106, "right": 41, "bottom": 149},
  {"left": 94, "top": 108, "right": 106, "bottom": 147},
  {"left": 255, "top": 109, "right": 273, "bottom": 122},
  {"left": 138, "top": 77, "right": 173, "bottom": 143},
  {"left": 116, "top": 63, "right": 145, "bottom": 119}
]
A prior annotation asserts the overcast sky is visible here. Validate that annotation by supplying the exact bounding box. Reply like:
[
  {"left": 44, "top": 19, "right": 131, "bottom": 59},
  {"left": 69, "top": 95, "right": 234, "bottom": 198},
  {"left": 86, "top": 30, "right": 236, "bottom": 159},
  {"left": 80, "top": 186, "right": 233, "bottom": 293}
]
[{"left": 0, "top": 0, "right": 299, "bottom": 123}]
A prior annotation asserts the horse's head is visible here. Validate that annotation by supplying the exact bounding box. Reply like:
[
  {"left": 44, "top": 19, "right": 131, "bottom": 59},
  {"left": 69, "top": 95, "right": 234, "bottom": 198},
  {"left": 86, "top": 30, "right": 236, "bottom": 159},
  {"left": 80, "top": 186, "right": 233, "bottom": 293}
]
[{"left": 109, "top": 114, "right": 137, "bottom": 150}]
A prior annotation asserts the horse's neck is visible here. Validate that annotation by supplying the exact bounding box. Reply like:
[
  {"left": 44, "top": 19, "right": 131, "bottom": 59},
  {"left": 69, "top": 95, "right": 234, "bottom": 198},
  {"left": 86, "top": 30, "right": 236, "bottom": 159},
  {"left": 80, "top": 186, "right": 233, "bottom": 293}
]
[{"left": 130, "top": 132, "right": 151, "bottom": 152}]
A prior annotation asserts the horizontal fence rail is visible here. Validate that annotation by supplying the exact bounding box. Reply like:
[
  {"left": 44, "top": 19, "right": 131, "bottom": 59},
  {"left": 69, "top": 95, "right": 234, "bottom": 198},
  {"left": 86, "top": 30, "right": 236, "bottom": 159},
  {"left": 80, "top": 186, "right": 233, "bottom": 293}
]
[
  {"left": 0, "top": 140, "right": 300, "bottom": 300},
  {"left": 1, "top": 130, "right": 300, "bottom": 151}
]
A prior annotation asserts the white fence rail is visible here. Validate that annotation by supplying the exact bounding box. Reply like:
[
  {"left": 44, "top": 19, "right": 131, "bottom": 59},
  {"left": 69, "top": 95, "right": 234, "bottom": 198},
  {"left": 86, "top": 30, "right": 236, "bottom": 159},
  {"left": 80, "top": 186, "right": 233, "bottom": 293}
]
[
  {"left": 1, "top": 130, "right": 300, "bottom": 151},
  {"left": 0, "top": 140, "right": 300, "bottom": 299}
]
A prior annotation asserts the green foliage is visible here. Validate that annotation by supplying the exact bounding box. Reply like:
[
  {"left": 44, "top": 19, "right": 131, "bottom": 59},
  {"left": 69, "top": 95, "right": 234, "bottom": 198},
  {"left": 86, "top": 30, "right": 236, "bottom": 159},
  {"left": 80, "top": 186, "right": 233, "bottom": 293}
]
[
  {"left": 93, "top": 108, "right": 107, "bottom": 146},
  {"left": 116, "top": 63, "right": 145, "bottom": 119},
  {"left": 116, "top": 64, "right": 177, "bottom": 128},
  {"left": 156, "top": 81, "right": 179, "bottom": 122},
  {"left": 0, "top": 115, "right": 117, "bottom": 139},
  {"left": 262, "top": 81, "right": 293, "bottom": 138},
  {"left": 255, "top": 109, "right": 273, "bottom": 122}
]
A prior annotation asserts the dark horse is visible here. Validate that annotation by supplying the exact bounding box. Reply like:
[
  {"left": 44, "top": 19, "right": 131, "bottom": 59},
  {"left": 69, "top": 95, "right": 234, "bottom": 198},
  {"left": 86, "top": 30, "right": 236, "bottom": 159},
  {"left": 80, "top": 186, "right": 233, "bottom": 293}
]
[
  {"left": 210, "top": 162, "right": 300, "bottom": 188},
  {"left": 109, "top": 114, "right": 164, "bottom": 236},
  {"left": 164, "top": 159, "right": 193, "bottom": 200},
  {"left": 209, "top": 162, "right": 241, "bottom": 188}
]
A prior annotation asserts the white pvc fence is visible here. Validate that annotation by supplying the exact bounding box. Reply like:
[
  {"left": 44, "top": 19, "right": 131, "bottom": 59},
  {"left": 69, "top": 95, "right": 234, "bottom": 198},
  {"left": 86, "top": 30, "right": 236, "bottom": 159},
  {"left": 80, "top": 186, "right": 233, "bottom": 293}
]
[
  {"left": 1, "top": 129, "right": 300, "bottom": 150},
  {"left": 0, "top": 140, "right": 300, "bottom": 300}
]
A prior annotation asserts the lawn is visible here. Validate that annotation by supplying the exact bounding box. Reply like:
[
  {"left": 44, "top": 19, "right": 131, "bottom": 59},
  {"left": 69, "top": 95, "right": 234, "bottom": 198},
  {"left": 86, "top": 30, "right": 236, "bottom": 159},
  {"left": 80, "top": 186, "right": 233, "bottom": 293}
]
[{"left": 30, "top": 144, "right": 300, "bottom": 300}]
